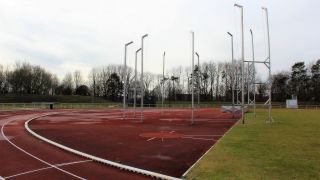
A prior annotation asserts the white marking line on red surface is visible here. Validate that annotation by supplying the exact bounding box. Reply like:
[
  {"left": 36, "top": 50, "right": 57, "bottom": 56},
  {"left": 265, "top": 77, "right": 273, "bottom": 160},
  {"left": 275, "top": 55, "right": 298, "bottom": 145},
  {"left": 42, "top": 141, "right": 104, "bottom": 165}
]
[
  {"left": 182, "top": 137, "right": 215, "bottom": 141},
  {"left": 182, "top": 117, "right": 240, "bottom": 177},
  {"left": 4, "top": 160, "right": 92, "bottom": 179},
  {"left": 1, "top": 114, "right": 86, "bottom": 180},
  {"left": 147, "top": 137, "right": 156, "bottom": 141},
  {"left": 183, "top": 134, "right": 223, "bottom": 137},
  {"left": 26, "top": 115, "right": 182, "bottom": 180},
  {"left": 146, "top": 131, "right": 175, "bottom": 142}
]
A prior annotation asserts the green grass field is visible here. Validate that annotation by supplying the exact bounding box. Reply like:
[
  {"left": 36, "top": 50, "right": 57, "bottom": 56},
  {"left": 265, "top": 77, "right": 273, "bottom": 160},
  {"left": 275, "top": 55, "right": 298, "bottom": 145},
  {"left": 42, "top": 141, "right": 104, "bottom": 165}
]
[{"left": 187, "top": 109, "right": 320, "bottom": 179}]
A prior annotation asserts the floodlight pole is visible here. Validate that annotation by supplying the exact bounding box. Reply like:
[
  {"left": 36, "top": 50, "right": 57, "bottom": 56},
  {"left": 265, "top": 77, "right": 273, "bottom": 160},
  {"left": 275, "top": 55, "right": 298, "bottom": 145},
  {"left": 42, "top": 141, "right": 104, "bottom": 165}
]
[
  {"left": 134, "top": 48, "right": 142, "bottom": 117},
  {"left": 250, "top": 29, "right": 256, "bottom": 118},
  {"left": 123, "top": 41, "right": 133, "bottom": 120},
  {"left": 140, "top": 34, "right": 148, "bottom": 122},
  {"left": 227, "top": 32, "right": 235, "bottom": 118},
  {"left": 262, "top": 7, "right": 272, "bottom": 123},
  {"left": 235, "top": 3, "right": 245, "bottom": 124},
  {"left": 191, "top": 31, "right": 195, "bottom": 125},
  {"left": 162, "top": 51, "right": 166, "bottom": 112},
  {"left": 195, "top": 52, "right": 200, "bottom": 107}
]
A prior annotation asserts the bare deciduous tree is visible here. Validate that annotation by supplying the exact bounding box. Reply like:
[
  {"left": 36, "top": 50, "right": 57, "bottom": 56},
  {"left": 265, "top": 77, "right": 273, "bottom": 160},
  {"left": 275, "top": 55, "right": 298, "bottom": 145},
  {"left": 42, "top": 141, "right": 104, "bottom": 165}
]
[{"left": 73, "top": 70, "right": 82, "bottom": 89}]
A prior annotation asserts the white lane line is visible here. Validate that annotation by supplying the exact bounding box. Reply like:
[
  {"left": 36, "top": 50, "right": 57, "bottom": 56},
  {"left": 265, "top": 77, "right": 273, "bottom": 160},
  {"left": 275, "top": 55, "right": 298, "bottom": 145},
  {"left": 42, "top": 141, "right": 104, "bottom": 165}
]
[
  {"left": 1, "top": 114, "right": 86, "bottom": 180},
  {"left": 55, "top": 159, "right": 92, "bottom": 166},
  {"left": 182, "top": 117, "right": 240, "bottom": 177},
  {"left": 147, "top": 137, "right": 156, "bottom": 141},
  {"left": 183, "top": 134, "right": 223, "bottom": 137},
  {"left": 26, "top": 115, "right": 182, "bottom": 180},
  {"left": 182, "top": 137, "right": 215, "bottom": 141},
  {"left": 5, "top": 160, "right": 92, "bottom": 179}
]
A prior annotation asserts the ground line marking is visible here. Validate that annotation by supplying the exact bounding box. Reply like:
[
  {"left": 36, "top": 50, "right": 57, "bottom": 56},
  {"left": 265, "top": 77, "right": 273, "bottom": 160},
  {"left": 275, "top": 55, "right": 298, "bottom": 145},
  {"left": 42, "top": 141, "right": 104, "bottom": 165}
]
[
  {"left": 25, "top": 113, "right": 182, "bottom": 180},
  {"left": 147, "top": 137, "right": 156, "bottom": 141},
  {"left": 5, "top": 160, "right": 92, "bottom": 179},
  {"left": 182, "top": 137, "right": 215, "bottom": 141},
  {"left": 182, "top": 116, "right": 241, "bottom": 177},
  {"left": 183, "top": 134, "right": 223, "bottom": 137},
  {"left": 1, "top": 113, "right": 86, "bottom": 180}
]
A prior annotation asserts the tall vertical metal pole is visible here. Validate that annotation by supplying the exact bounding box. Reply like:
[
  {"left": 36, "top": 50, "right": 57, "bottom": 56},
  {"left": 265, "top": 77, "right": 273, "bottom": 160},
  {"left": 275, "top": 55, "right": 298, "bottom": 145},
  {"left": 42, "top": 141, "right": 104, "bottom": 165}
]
[
  {"left": 162, "top": 51, "right": 165, "bottom": 112},
  {"left": 196, "top": 52, "right": 200, "bottom": 107},
  {"left": 134, "top": 48, "right": 141, "bottom": 117},
  {"left": 140, "top": 34, "right": 148, "bottom": 122},
  {"left": 247, "top": 62, "right": 250, "bottom": 105},
  {"left": 227, "top": 32, "right": 235, "bottom": 118},
  {"left": 262, "top": 7, "right": 272, "bottom": 122},
  {"left": 250, "top": 29, "right": 256, "bottom": 118},
  {"left": 191, "top": 31, "right": 195, "bottom": 124},
  {"left": 123, "top": 41, "right": 133, "bottom": 120},
  {"left": 235, "top": 4, "right": 244, "bottom": 124}
]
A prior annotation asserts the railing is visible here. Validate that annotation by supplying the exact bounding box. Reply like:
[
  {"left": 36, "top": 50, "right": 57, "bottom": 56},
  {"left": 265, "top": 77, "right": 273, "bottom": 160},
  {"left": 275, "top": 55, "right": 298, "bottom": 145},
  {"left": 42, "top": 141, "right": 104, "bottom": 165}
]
[{"left": 0, "top": 102, "right": 319, "bottom": 110}]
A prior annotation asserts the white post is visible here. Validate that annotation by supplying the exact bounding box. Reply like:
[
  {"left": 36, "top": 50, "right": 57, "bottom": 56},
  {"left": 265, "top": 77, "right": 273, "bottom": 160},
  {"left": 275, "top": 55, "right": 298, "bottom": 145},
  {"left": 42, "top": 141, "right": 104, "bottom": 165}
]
[
  {"left": 247, "top": 62, "right": 250, "bottom": 105},
  {"left": 191, "top": 31, "right": 195, "bottom": 124},
  {"left": 134, "top": 48, "right": 141, "bottom": 117},
  {"left": 227, "top": 32, "right": 235, "bottom": 118},
  {"left": 262, "top": 7, "right": 272, "bottom": 122},
  {"left": 196, "top": 52, "right": 200, "bottom": 107},
  {"left": 162, "top": 51, "right": 165, "bottom": 112},
  {"left": 141, "top": 34, "right": 148, "bottom": 122},
  {"left": 250, "top": 29, "right": 256, "bottom": 118},
  {"left": 235, "top": 3, "right": 245, "bottom": 124},
  {"left": 123, "top": 41, "right": 133, "bottom": 120}
]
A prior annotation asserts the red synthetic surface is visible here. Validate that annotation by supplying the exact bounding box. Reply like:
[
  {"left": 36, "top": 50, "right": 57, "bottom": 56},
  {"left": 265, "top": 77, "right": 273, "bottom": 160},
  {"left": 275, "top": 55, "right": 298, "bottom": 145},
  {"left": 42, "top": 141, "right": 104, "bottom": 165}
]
[
  {"left": 140, "top": 132, "right": 184, "bottom": 139},
  {"left": 28, "top": 108, "right": 240, "bottom": 178},
  {"left": 0, "top": 110, "right": 148, "bottom": 180}
]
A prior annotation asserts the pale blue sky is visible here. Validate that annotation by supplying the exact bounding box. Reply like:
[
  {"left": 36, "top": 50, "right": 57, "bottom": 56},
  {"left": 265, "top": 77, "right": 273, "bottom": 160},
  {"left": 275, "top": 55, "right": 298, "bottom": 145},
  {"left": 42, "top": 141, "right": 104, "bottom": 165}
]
[{"left": 0, "top": 0, "right": 319, "bottom": 80}]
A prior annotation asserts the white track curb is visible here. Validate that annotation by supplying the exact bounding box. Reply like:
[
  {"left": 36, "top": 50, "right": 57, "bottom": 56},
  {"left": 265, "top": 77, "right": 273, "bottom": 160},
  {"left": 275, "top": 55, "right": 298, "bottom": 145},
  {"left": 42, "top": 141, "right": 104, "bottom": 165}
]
[{"left": 25, "top": 114, "right": 182, "bottom": 180}]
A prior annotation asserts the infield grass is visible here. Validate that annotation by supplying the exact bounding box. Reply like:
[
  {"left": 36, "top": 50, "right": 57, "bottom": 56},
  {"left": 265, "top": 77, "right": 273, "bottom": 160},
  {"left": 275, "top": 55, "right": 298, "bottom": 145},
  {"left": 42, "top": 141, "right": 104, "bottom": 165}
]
[{"left": 186, "top": 109, "right": 320, "bottom": 179}]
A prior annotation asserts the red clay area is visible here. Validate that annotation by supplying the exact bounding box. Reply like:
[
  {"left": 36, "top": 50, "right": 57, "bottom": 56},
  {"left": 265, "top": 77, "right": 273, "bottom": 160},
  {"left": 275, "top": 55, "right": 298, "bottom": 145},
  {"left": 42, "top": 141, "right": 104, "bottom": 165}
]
[
  {"left": 0, "top": 110, "right": 148, "bottom": 180},
  {"left": 29, "top": 108, "right": 240, "bottom": 178}
]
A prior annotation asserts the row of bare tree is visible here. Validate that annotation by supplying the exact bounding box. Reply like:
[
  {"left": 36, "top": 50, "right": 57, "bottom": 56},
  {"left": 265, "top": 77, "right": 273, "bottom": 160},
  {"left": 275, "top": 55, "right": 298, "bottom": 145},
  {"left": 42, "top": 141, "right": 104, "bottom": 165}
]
[
  {"left": 86, "top": 60, "right": 267, "bottom": 102},
  {"left": 0, "top": 60, "right": 270, "bottom": 102}
]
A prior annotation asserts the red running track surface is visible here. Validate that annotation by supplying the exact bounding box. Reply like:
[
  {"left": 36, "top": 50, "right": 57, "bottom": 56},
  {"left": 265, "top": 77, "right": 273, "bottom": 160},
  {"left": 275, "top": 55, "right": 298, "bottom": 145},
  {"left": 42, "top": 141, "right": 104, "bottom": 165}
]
[
  {"left": 0, "top": 110, "right": 149, "bottom": 180},
  {"left": 28, "top": 108, "right": 240, "bottom": 178}
]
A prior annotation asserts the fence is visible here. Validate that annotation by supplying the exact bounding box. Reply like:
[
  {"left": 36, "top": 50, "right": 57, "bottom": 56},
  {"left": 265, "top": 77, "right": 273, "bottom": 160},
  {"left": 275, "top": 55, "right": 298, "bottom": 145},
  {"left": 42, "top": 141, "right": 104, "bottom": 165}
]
[{"left": 0, "top": 102, "right": 320, "bottom": 111}]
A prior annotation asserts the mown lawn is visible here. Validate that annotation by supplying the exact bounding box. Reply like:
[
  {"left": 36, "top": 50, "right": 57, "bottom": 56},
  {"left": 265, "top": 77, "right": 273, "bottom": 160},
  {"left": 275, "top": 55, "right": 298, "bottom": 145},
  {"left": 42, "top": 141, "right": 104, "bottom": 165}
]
[{"left": 186, "top": 109, "right": 320, "bottom": 179}]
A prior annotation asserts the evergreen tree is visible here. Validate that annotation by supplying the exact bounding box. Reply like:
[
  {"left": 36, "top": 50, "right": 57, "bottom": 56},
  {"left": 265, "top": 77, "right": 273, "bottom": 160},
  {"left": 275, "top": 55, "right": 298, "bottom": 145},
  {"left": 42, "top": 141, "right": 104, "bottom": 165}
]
[{"left": 105, "top": 73, "right": 123, "bottom": 101}]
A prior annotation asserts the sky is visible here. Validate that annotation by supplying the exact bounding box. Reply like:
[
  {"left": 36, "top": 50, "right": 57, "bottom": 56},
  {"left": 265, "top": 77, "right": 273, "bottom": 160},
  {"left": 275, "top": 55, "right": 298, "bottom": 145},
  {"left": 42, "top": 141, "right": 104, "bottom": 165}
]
[{"left": 0, "top": 0, "right": 319, "bottom": 82}]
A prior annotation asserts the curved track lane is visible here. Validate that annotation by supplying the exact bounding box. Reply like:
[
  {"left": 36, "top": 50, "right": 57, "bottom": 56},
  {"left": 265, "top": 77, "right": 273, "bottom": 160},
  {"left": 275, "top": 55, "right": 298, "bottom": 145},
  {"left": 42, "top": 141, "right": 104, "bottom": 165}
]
[
  {"left": 28, "top": 109, "right": 239, "bottom": 178},
  {"left": 0, "top": 110, "right": 149, "bottom": 180}
]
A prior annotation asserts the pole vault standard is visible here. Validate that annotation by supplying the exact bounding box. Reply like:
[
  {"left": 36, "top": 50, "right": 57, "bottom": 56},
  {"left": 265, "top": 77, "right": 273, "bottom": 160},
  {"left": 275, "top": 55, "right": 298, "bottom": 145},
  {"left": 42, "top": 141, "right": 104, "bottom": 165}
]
[
  {"left": 234, "top": 3, "right": 245, "bottom": 124},
  {"left": 262, "top": 7, "right": 272, "bottom": 123},
  {"left": 195, "top": 52, "right": 200, "bottom": 107},
  {"left": 140, "top": 34, "right": 148, "bottom": 122},
  {"left": 191, "top": 31, "right": 195, "bottom": 124},
  {"left": 249, "top": 29, "right": 256, "bottom": 118},
  {"left": 227, "top": 32, "right": 235, "bottom": 118},
  {"left": 123, "top": 41, "right": 133, "bottom": 120},
  {"left": 241, "top": 7, "right": 272, "bottom": 123},
  {"left": 134, "top": 48, "right": 142, "bottom": 117},
  {"left": 162, "top": 51, "right": 166, "bottom": 112}
]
